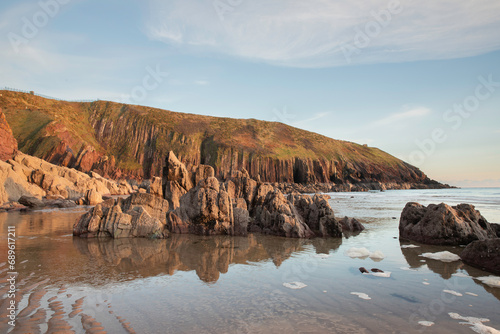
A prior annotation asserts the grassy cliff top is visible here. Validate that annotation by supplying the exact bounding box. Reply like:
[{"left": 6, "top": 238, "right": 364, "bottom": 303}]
[{"left": 0, "top": 90, "right": 407, "bottom": 170}]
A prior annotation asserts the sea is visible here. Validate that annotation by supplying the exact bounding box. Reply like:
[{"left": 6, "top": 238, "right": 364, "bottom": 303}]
[{"left": 0, "top": 188, "right": 499, "bottom": 333}]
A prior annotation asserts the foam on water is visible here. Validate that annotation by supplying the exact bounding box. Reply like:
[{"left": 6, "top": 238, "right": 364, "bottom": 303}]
[
  {"left": 475, "top": 276, "right": 500, "bottom": 288},
  {"left": 345, "top": 247, "right": 385, "bottom": 260},
  {"left": 350, "top": 292, "right": 371, "bottom": 300},
  {"left": 448, "top": 313, "right": 500, "bottom": 334},
  {"left": 283, "top": 282, "right": 307, "bottom": 290},
  {"left": 370, "top": 272, "right": 391, "bottom": 278},
  {"left": 420, "top": 251, "right": 461, "bottom": 262},
  {"left": 418, "top": 321, "right": 434, "bottom": 327},
  {"left": 369, "top": 250, "right": 385, "bottom": 260},
  {"left": 345, "top": 247, "right": 371, "bottom": 258},
  {"left": 466, "top": 292, "right": 479, "bottom": 297},
  {"left": 443, "top": 289, "right": 463, "bottom": 296},
  {"left": 401, "top": 245, "right": 420, "bottom": 248},
  {"left": 452, "top": 272, "right": 471, "bottom": 278}
]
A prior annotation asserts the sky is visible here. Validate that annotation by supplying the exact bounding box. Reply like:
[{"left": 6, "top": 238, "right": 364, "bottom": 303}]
[{"left": 1, "top": 0, "right": 499, "bottom": 187}]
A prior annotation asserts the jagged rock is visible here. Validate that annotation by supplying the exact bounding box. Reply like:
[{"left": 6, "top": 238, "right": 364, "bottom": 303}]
[
  {"left": 73, "top": 193, "right": 169, "bottom": 238},
  {"left": 121, "top": 192, "right": 169, "bottom": 224},
  {"left": 192, "top": 165, "right": 215, "bottom": 186},
  {"left": 288, "top": 193, "right": 343, "bottom": 237},
  {"left": 338, "top": 216, "right": 365, "bottom": 233},
  {"left": 399, "top": 202, "right": 497, "bottom": 245},
  {"left": 460, "top": 238, "right": 500, "bottom": 275},
  {"left": 18, "top": 195, "right": 45, "bottom": 208},
  {"left": 251, "top": 187, "right": 314, "bottom": 238},
  {"left": 163, "top": 151, "right": 193, "bottom": 209},
  {"left": 149, "top": 176, "right": 163, "bottom": 197},
  {"left": 491, "top": 224, "right": 500, "bottom": 238},
  {"left": 167, "top": 177, "right": 234, "bottom": 235},
  {"left": 0, "top": 109, "right": 17, "bottom": 161},
  {"left": 85, "top": 189, "right": 102, "bottom": 206},
  {"left": 164, "top": 151, "right": 193, "bottom": 190}
]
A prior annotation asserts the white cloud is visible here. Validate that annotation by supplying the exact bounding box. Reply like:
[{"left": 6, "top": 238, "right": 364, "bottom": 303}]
[
  {"left": 372, "top": 107, "right": 431, "bottom": 126},
  {"left": 144, "top": 0, "right": 500, "bottom": 68}
]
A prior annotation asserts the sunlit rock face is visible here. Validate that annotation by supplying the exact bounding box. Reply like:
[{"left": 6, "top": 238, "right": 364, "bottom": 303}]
[{"left": 399, "top": 202, "right": 497, "bottom": 245}]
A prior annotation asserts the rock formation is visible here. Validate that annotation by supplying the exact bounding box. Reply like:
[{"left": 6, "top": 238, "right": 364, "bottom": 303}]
[
  {"left": 399, "top": 202, "right": 497, "bottom": 245},
  {"left": 460, "top": 238, "right": 500, "bottom": 275},
  {"left": 75, "top": 151, "right": 364, "bottom": 239},
  {"left": 73, "top": 193, "right": 169, "bottom": 238},
  {"left": 0, "top": 108, "right": 17, "bottom": 161},
  {"left": 0, "top": 151, "right": 131, "bottom": 207}
]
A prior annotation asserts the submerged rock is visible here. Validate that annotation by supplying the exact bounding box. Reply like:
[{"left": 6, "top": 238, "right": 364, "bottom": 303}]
[
  {"left": 399, "top": 202, "right": 497, "bottom": 245},
  {"left": 460, "top": 238, "right": 500, "bottom": 275},
  {"left": 338, "top": 216, "right": 365, "bottom": 233}
]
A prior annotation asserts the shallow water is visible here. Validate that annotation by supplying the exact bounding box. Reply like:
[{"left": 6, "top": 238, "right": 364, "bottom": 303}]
[{"left": 0, "top": 188, "right": 499, "bottom": 333}]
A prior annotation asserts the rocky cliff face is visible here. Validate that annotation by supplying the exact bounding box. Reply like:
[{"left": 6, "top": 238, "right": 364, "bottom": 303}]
[
  {"left": 1, "top": 90, "right": 444, "bottom": 189},
  {"left": 0, "top": 108, "right": 18, "bottom": 161}
]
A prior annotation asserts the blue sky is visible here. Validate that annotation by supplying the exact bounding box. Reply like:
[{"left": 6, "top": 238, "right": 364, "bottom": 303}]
[{"left": 1, "top": 0, "right": 499, "bottom": 187}]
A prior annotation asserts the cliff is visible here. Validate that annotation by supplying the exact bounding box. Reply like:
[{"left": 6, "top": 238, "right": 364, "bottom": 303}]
[
  {"left": 0, "top": 90, "right": 443, "bottom": 189},
  {"left": 0, "top": 108, "right": 18, "bottom": 161}
]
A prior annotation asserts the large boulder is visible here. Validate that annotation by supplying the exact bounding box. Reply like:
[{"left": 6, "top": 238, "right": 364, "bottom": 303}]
[
  {"left": 399, "top": 202, "right": 497, "bottom": 245},
  {"left": 73, "top": 193, "right": 169, "bottom": 238},
  {"left": 0, "top": 109, "right": 17, "bottom": 161},
  {"left": 460, "top": 238, "right": 500, "bottom": 275},
  {"left": 167, "top": 177, "right": 235, "bottom": 235}
]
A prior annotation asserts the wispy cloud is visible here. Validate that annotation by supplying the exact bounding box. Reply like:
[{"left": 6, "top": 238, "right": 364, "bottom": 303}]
[
  {"left": 372, "top": 107, "right": 431, "bottom": 126},
  {"left": 144, "top": 0, "right": 500, "bottom": 68},
  {"left": 292, "top": 112, "right": 330, "bottom": 125},
  {"left": 194, "top": 80, "right": 209, "bottom": 86}
]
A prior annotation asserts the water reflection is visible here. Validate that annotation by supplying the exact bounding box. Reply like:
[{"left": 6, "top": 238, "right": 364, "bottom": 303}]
[
  {"left": 73, "top": 234, "right": 343, "bottom": 283},
  {"left": 400, "top": 242, "right": 464, "bottom": 279}
]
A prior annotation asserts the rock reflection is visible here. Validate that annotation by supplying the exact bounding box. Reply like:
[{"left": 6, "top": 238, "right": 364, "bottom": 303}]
[
  {"left": 463, "top": 266, "right": 500, "bottom": 301},
  {"left": 399, "top": 242, "right": 464, "bottom": 279},
  {"left": 73, "top": 234, "right": 343, "bottom": 283}
]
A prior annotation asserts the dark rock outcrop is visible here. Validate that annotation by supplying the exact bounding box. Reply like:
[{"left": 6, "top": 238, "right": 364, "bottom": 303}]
[
  {"left": 18, "top": 195, "right": 45, "bottom": 208},
  {"left": 73, "top": 193, "right": 169, "bottom": 238},
  {"left": 338, "top": 216, "right": 365, "bottom": 233},
  {"left": 491, "top": 224, "right": 500, "bottom": 238},
  {"left": 399, "top": 202, "right": 497, "bottom": 245},
  {"left": 461, "top": 238, "right": 500, "bottom": 275},
  {"left": 0, "top": 108, "right": 17, "bottom": 161}
]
